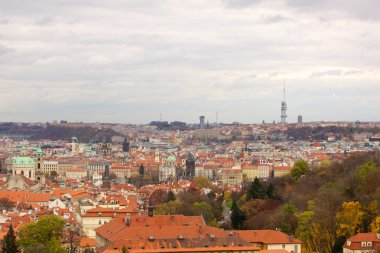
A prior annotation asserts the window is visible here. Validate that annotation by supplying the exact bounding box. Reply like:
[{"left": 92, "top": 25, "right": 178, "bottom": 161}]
[
  {"left": 282, "top": 244, "right": 286, "bottom": 249},
  {"left": 367, "top": 242, "right": 372, "bottom": 247},
  {"left": 98, "top": 220, "right": 101, "bottom": 225},
  {"left": 361, "top": 242, "right": 366, "bottom": 247}
]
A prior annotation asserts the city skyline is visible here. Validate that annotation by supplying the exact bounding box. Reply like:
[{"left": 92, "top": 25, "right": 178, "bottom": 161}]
[{"left": 0, "top": 0, "right": 379, "bottom": 124}]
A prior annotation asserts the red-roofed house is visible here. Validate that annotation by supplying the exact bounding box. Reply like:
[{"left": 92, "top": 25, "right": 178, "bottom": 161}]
[
  {"left": 236, "top": 230, "right": 302, "bottom": 253},
  {"left": 343, "top": 233, "right": 380, "bottom": 253}
]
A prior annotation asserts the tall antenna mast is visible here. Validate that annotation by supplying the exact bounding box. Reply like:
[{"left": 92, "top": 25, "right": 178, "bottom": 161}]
[{"left": 281, "top": 83, "right": 287, "bottom": 124}]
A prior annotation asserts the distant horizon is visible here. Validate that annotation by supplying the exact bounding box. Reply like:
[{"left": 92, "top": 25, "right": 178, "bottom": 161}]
[{"left": 1, "top": 119, "right": 379, "bottom": 126}]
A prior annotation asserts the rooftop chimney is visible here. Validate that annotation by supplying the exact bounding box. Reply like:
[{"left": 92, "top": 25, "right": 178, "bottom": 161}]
[
  {"left": 147, "top": 205, "right": 154, "bottom": 217},
  {"left": 125, "top": 213, "right": 130, "bottom": 227}
]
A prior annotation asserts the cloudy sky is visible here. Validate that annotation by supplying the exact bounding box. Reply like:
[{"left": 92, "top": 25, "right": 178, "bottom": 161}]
[{"left": 0, "top": 0, "right": 379, "bottom": 124}]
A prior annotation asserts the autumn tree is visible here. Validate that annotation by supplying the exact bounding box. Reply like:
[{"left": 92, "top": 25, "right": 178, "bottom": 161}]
[
  {"left": 194, "top": 176, "right": 212, "bottom": 188},
  {"left": 370, "top": 216, "right": 380, "bottom": 233},
  {"left": 312, "top": 183, "right": 343, "bottom": 253},
  {"left": 0, "top": 198, "right": 14, "bottom": 211},
  {"left": 361, "top": 201, "right": 378, "bottom": 233},
  {"left": 66, "top": 223, "right": 81, "bottom": 253},
  {"left": 155, "top": 200, "right": 181, "bottom": 215},
  {"left": 336, "top": 201, "right": 364, "bottom": 238}
]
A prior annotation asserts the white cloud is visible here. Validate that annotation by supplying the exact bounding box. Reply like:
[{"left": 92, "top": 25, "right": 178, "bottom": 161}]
[{"left": 0, "top": 0, "right": 379, "bottom": 123}]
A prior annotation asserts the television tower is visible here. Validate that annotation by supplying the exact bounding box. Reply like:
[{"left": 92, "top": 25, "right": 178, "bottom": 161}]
[{"left": 281, "top": 84, "right": 287, "bottom": 124}]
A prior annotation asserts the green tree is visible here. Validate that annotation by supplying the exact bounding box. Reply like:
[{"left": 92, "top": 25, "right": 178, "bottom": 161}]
[
  {"left": 139, "top": 164, "right": 145, "bottom": 176},
  {"left": 296, "top": 210, "right": 314, "bottom": 251},
  {"left": 290, "top": 159, "right": 310, "bottom": 181},
  {"left": 2, "top": 224, "right": 19, "bottom": 253},
  {"left": 231, "top": 199, "right": 245, "bottom": 229},
  {"left": 167, "top": 191, "right": 176, "bottom": 202},
  {"left": 18, "top": 215, "right": 65, "bottom": 251},
  {"left": 193, "top": 202, "right": 214, "bottom": 224},
  {"left": 23, "top": 239, "right": 65, "bottom": 253},
  {"left": 266, "top": 182, "right": 274, "bottom": 199},
  {"left": 277, "top": 203, "right": 298, "bottom": 235},
  {"left": 248, "top": 177, "right": 266, "bottom": 199},
  {"left": 357, "top": 161, "right": 376, "bottom": 186}
]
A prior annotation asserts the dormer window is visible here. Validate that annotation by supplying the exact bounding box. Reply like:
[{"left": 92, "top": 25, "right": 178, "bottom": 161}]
[
  {"left": 367, "top": 242, "right": 372, "bottom": 247},
  {"left": 347, "top": 241, "right": 351, "bottom": 246},
  {"left": 361, "top": 242, "right": 366, "bottom": 247}
]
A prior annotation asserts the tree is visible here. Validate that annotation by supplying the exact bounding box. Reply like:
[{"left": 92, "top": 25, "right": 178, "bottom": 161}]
[
  {"left": 296, "top": 210, "right": 315, "bottom": 252},
  {"left": 167, "top": 191, "right": 176, "bottom": 202},
  {"left": 248, "top": 177, "right": 266, "bottom": 199},
  {"left": 361, "top": 201, "right": 377, "bottom": 233},
  {"left": 194, "top": 176, "right": 212, "bottom": 188},
  {"left": 155, "top": 200, "right": 181, "bottom": 215},
  {"left": 370, "top": 216, "right": 380, "bottom": 233},
  {"left": 336, "top": 201, "right": 364, "bottom": 238},
  {"left": 193, "top": 202, "right": 215, "bottom": 224},
  {"left": 357, "top": 161, "right": 376, "bottom": 181},
  {"left": 1, "top": 224, "right": 19, "bottom": 253},
  {"left": 18, "top": 215, "right": 65, "bottom": 251},
  {"left": 139, "top": 164, "right": 145, "bottom": 176},
  {"left": 0, "top": 198, "right": 14, "bottom": 211},
  {"left": 290, "top": 160, "right": 310, "bottom": 181},
  {"left": 23, "top": 238, "right": 65, "bottom": 253},
  {"left": 66, "top": 224, "right": 81, "bottom": 253},
  {"left": 122, "top": 245, "right": 128, "bottom": 253},
  {"left": 276, "top": 203, "right": 298, "bottom": 235},
  {"left": 84, "top": 248, "right": 95, "bottom": 253},
  {"left": 266, "top": 182, "right": 274, "bottom": 199},
  {"left": 311, "top": 183, "right": 343, "bottom": 253},
  {"left": 231, "top": 199, "right": 245, "bottom": 229},
  {"left": 357, "top": 161, "right": 376, "bottom": 188},
  {"left": 50, "top": 171, "right": 58, "bottom": 178}
]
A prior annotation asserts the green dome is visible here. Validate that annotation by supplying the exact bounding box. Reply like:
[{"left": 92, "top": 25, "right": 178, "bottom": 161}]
[
  {"left": 166, "top": 155, "right": 176, "bottom": 162},
  {"left": 12, "top": 156, "right": 35, "bottom": 165}
]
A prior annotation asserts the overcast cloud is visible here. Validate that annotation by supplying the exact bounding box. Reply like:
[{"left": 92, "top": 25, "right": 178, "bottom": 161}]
[{"left": 0, "top": 0, "right": 379, "bottom": 124}]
